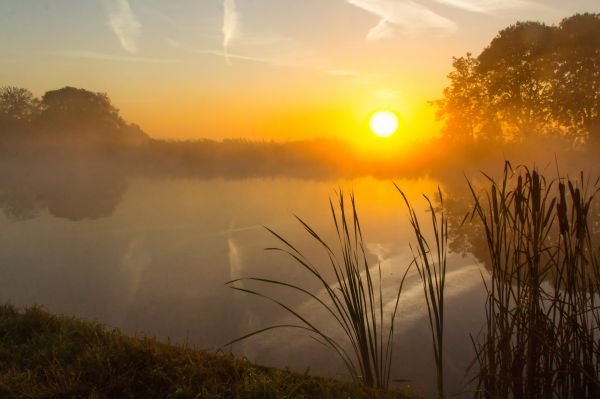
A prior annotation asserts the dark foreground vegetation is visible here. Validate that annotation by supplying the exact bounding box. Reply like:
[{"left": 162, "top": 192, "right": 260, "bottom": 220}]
[
  {"left": 464, "top": 165, "right": 600, "bottom": 398},
  {"left": 0, "top": 304, "right": 419, "bottom": 399},
  {"left": 229, "top": 163, "right": 600, "bottom": 398}
]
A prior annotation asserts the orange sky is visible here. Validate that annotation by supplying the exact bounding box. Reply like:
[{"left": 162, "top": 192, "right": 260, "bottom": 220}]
[{"left": 1, "top": 0, "right": 597, "bottom": 143}]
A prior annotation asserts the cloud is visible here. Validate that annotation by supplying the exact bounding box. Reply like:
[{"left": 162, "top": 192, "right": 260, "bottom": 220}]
[
  {"left": 167, "top": 37, "right": 327, "bottom": 70},
  {"left": 54, "top": 50, "right": 179, "bottom": 64},
  {"left": 432, "top": 0, "right": 530, "bottom": 14},
  {"left": 199, "top": 48, "right": 323, "bottom": 69},
  {"left": 223, "top": 0, "right": 241, "bottom": 63},
  {"left": 106, "top": 0, "right": 141, "bottom": 53},
  {"left": 346, "top": 0, "right": 458, "bottom": 39}
]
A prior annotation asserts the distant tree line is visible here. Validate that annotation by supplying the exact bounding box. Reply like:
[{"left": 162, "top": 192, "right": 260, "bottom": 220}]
[
  {"left": 0, "top": 85, "right": 435, "bottom": 180},
  {"left": 0, "top": 86, "right": 148, "bottom": 146},
  {"left": 435, "top": 13, "right": 600, "bottom": 145}
]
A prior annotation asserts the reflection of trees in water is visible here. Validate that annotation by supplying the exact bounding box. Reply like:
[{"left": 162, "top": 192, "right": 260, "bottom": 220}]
[
  {"left": 443, "top": 185, "right": 488, "bottom": 265},
  {"left": 2, "top": 143, "right": 600, "bottom": 222},
  {"left": 0, "top": 86, "right": 139, "bottom": 221},
  {"left": 0, "top": 157, "right": 127, "bottom": 221}
]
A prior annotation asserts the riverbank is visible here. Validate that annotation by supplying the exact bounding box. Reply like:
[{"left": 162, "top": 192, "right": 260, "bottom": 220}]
[{"left": 0, "top": 304, "right": 420, "bottom": 398}]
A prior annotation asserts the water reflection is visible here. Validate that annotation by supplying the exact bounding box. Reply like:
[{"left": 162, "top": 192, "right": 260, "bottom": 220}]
[
  {"left": 5, "top": 153, "right": 600, "bottom": 397},
  {"left": 442, "top": 168, "right": 600, "bottom": 286},
  {"left": 0, "top": 165, "right": 485, "bottom": 396},
  {"left": 0, "top": 157, "right": 126, "bottom": 221}
]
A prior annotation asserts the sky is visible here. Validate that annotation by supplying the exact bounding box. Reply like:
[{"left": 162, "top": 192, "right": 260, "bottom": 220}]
[{"left": 1, "top": 0, "right": 598, "bottom": 142}]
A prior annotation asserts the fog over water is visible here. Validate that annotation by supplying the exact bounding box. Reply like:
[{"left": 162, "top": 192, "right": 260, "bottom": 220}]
[
  {"left": 0, "top": 173, "right": 469, "bottom": 394},
  {"left": 0, "top": 140, "right": 598, "bottom": 397}
]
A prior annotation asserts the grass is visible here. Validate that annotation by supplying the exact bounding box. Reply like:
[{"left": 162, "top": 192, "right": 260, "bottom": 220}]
[
  {"left": 466, "top": 163, "right": 600, "bottom": 398},
  {"left": 396, "top": 186, "right": 448, "bottom": 399},
  {"left": 0, "top": 304, "right": 422, "bottom": 399},
  {"left": 226, "top": 192, "right": 411, "bottom": 390}
]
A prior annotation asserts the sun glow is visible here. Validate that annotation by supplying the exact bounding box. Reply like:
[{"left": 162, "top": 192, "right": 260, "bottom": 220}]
[{"left": 369, "top": 110, "right": 399, "bottom": 138}]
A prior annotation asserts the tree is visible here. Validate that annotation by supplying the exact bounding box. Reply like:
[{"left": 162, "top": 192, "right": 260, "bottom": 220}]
[
  {"left": 551, "top": 13, "right": 600, "bottom": 143},
  {"left": 434, "top": 54, "right": 500, "bottom": 142},
  {"left": 40, "top": 86, "right": 124, "bottom": 130},
  {"left": 435, "top": 14, "right": 600, "bottom": 145},
  {"left": 478, "top": 21, "right": 555, "bottom": 139},
  {"left": 0, "top": 86, "right": 41, "bottom": 124}
]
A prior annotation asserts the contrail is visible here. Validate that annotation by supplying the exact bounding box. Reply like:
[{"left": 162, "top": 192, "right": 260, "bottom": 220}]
[
  {"left": 106, "top": 0, "right": 141, "bottom": 53},
  {"left": 432, "top": 0, "right": 530, "bottom": 14},
  {"left": 346, "top": 0, "right": 457, "bottom": 39},
  {"left": 222, "top": 0, "right": 240, "bottom": 64}
]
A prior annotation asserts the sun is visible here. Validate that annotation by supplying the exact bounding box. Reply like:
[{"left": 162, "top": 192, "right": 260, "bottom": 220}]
[{"left": 369, "top": 110, "right": 399, "bottom": 138}]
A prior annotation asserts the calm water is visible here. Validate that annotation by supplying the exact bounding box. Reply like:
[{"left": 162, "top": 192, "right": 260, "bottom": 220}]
[{"left": 0, "top": 172, "right": 487, "bottom": 396}]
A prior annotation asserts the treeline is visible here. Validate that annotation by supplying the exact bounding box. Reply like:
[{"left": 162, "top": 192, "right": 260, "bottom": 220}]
[
  {"left": 1, "top": 13, "right": 599, "bottom": 176},
  {"left": 0, "top": 86, "right": 436, "bottom": 179},
  {"left": 0, "top": 86, "right": 149, "bottom": 153},
  {"left": 435, "top": 13, "right": 600, "bottom": 145}
]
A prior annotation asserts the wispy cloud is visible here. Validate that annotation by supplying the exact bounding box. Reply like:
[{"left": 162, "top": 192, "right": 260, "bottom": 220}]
[
  {"left": 223, "top": 0, "right": 241, "bottom": 63},
  {"left": 432, "top": 0, "right": 530, "bottom": 13},
  {"left": 346, "top": 0, "right": 458, "bottom": 39},
  {"left": 105, "top": 0, "right": 141, "bottom": 53},
  {"left": 167, "top": 37, "right": 328, "bottom": 71},
  {"left": 178, "top": 46, "right": 317, "bottom": 69},
  {"left": 199, "top": 49, "right": 294, "bottom": 66},
  {"left": 54, "top": 50, "right": 179, "bottom": 64}
]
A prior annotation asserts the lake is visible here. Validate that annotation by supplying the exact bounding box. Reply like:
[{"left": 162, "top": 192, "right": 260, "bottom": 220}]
[{"left": 0, "top": 170, "right": 488, "bottom": 396}]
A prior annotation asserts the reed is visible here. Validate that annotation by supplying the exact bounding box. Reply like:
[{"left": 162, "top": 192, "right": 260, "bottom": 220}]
[
  {"left": 225, "top": 192, "right": 411, "bottom": 390},
  {"left": 467, "top": 162, "right": 600, "bottom": 398},
  {"left": 396, "top": 185, "right": 448, "bottom": 399}
]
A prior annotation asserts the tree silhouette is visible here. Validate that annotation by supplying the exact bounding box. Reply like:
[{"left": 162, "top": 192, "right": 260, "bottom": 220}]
[
  {"left": 434, "top": 54, "right": 500, "bottom": 142},
  {"left": 551, "top": 14, "right": 600, "bottom": 142},
  {"left": 35, "top": 87, "right": 149, "bottom": 146},
  {"left": 436, "top": 13, "right": 600, "bottom": 145},
  {"left": 40, "top": 86, "right": 124, "bottom": 130},
  {"left": 0, "top": 87, "right": 41, "bottom": 127},
  {"left": 478, "top": 21, "right": 555, "bottom": 139}
]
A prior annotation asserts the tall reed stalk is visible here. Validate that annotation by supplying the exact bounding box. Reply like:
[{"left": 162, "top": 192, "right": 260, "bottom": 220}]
[
  {"left": 396, "top": 186, "right": 448, "bottom": 399},
  {"left": 225, "top": 192, "right": 411, "bottom": 390},
  {"left": 467, "top": 162, "right": 600, "bottom": 398}
]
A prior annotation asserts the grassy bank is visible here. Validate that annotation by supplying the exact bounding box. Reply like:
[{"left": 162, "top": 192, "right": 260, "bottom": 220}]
[{"left": 0, "top": 304, "right": 420, "bottom": 399}]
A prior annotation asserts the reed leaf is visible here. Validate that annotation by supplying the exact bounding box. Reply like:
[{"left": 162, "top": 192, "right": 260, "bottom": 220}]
[
  {"left": 395, "top": 184, "right": 448, "bottom": 399},
  {"left": 225, "top": 191, "right": 411, "bottom": 390}
]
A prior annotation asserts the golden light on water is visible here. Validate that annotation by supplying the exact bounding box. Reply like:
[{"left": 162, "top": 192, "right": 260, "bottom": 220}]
[{"left": 369, "top": 110, "right": 399, "bottom": 138}]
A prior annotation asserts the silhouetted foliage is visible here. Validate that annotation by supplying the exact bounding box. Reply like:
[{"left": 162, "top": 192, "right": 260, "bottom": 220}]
[
  {"left": 552, "top": 14, "right": 600, "bottom": 142},
  {"left": 0, "top": 87, "right": 41, "bottom": 129},
  {"left": 436, "top": 13, "right": 600, "bottom": 144},
  {"left": 434, "top": 54, "right": 499, "bottom": 142},
  {"left": 0, "top": 157, "right": 127, "bottom": 221},
  {"left": 40, "top": 86, "right": 123, "bottom": 130},
  {"left": 0, "top": 85, "right": 149, "bottom": 151}
]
